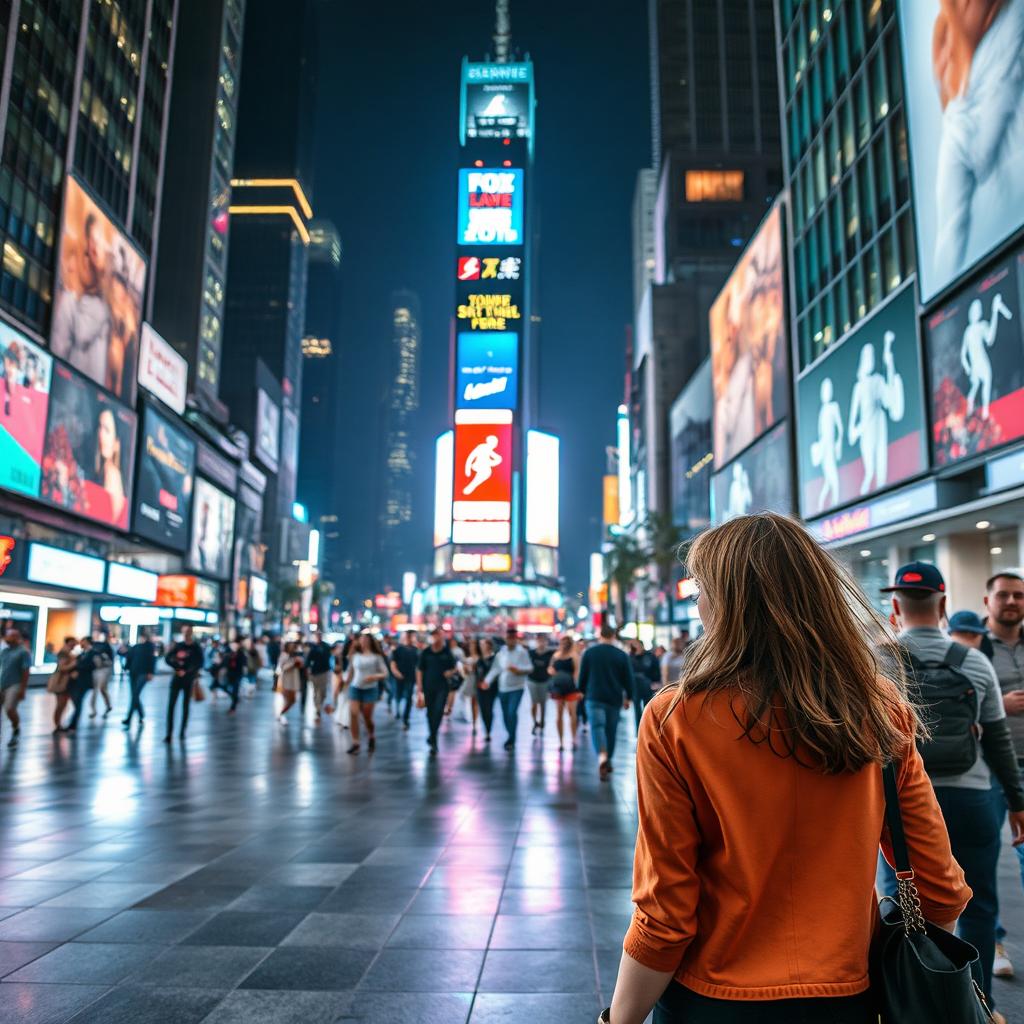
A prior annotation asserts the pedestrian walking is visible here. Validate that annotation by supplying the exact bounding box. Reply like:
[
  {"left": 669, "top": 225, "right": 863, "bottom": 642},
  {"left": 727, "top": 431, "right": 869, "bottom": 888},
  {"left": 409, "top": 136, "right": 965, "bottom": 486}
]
[
  {"left": 978, "top": 569, "right": 1024, "bottom": 982},
  {"left": 344, "top": 633, "right": 388, "bottom": 754},
  {"left": 275, "top": 640, "right": 304, "bottom": 723},
  {"left": 548, "top": 635, "right": 581, "bottom": 751},
  {"left": 88, "top": 631, "right": 115, "bottom": 718},
  {"left": 606, "top": 513, "right": 972, "bottom": 1024},
  {"left": 458, "top": 637, "right": 481, "bottom": 735},
  {"left": 330, "top": 640, "right": 348, "bottom": 726},
  {"left": 527, "top": 634, "right": 553, "bottom": 734},
  {"left": 305, "top": 630, "right": 333, "bottom": 723},
  {"left": 223, "top": 638, "right": 246, "bottom": 715},
  {"left": 660, "top": 632, "right": 689, "bottom": 691},
  {"left": 48, "top": 637, "right": 77, "bottom": 734},
  {"left": 882, "top": 561, "right": 1024, "bottom": 1015},
  {"left": 444, "top": 634, "right": 466, "bottom": 718},
  {"left": 0, "top": 628, "right": 30, "bottom": 747},
  {"left": 416, "top": 628, "right": 459, "bottom": 756},
  {"left": 389, "top": 631, "right": 419, "bottom": 731},
  {"left": 244, "top": 636, "right": 262, "bottom": 697},
  {"left": 65, "top": 636, "right": 96, "bottom": 734},
  {"left": 475, "top": 637, "right": 497, "bottom": 743},
  {"left": 579, "top": 625, "right": 633, "bottom": 779},
  {"left": 484, "top": 627, "right": 532, "bottom": 750},
  {"left": 628, "top": 639, "right": 660, "bottom": 731},
  {"left": 164, "top": 625, "right": 203, "bottom": 743},
  {"left": 121, "top": 630, "right": 156, "bottom": 728}
]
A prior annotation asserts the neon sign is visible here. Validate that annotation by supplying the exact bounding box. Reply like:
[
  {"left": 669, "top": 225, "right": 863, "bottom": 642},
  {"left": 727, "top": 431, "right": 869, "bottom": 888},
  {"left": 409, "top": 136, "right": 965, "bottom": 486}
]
[
  {"left": 456, "top": 294, "right": 521, "bottom": 331},
  {"left": 458, "top": 169, "right": 524, "bottom": 246}
]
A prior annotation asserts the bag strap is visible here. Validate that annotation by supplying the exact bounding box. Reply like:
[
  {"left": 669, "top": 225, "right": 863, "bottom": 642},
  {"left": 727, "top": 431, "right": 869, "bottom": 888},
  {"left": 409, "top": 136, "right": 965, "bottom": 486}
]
[
  {"left": 942, "top": 642, "right": 970, "bottom": 670},
  {"left": 882, "top": 761, "right": 927, "bottom": 934}
]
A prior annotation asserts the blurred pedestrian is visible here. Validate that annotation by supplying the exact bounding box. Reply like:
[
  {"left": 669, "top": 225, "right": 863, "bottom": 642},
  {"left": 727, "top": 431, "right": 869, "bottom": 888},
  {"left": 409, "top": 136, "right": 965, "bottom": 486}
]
[
  {"left": 549, "top": 635, "right": 581, "bottom": 751},
  {"left": 276, "top": 640, "right": 304, "bottom": 723},
  {"left": 485, "top": 627, "right": 532, "bottom": 751},
  {"left": 305, "top": 630, "right": 333, "bottom": 723},
  {"left": 459, "top": 637, "right": 481, "bottom": 735},
  {"left": 164, "top": 625, "right": 203, "bottom": 743},
  {"left": 0, "top": 628, "right": 30, "bottom": 747},
  {"left": 88, "top": 631, "right": 114, "bottom": 718},
  {"left": 417, "top": 627, "right": 458, "bottom": 756},
  {"left": 527, "top": 634, "right": 553, "bottom": 735},
  {"left": 389, "top": 631, "right": 419, "bottom": 731},
  {"left": 579, "top": 625, "right": 633, "bottom": 780},
  {"left": 629, "top": 639, "right": 660, "bottom": 731},
  {"left": 660, "top": 633, "right": 690, "bottom": 691},
  {"left": 344, "top": 633, "right": 388, "bottom": 754},
  {"left": 122, "top": 629, "right": 156, "bottom": 728},
  {"left": 475, "top": 637, "right": 497, "bottom": 743},
  {"left": 65, "top": 636, "right": 96, "bottom": 735},
  {"left": 223, "top": 638, "right": 246, "bottom": 715}
]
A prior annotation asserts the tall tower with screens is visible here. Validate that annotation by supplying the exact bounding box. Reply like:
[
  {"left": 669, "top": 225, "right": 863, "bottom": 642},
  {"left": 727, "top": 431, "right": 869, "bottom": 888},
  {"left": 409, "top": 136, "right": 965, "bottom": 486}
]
[{"left": 431, "top": 6, "right": 561, "bottom": 616}]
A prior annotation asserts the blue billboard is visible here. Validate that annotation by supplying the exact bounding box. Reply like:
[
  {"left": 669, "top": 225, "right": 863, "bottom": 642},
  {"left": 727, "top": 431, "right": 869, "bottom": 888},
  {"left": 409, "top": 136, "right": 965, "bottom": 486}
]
[
  {"left": 456, "top": 332, "right": 518, "bottom": 410},
  {"left": 458, "top": 169, "right": 524, "bottom": 246}
]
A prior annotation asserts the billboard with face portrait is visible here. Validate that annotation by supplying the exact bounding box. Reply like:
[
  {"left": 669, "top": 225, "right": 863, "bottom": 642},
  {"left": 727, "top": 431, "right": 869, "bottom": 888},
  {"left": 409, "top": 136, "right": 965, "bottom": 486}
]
[
  {"left": 898, "top": 1, "right": 1024, "bottom": 305},
  {"left": 187, "top": 476, "right": 236, "bottom": 580},
  {"left": 50, "top": 175, "right": 146, "bottom": 403},
  {"left": 133, "top": 404, "right": 195, "bottom": 550},
  {"left": 710, "top": 203, "right": 787, "bottom": 466},
  {"left": 710, "top": 421, "right": 793, "bottom": 526},
  {"left": 40, "top": 361, "right": 137, "bottom": 530},
  {"left": 927, "top": 247, "right": 1024, "bottom": 466},
  {"left": 796, "top": 286, "right": 928, "bottom": 517},
  {"left": 0, "top": 323, "right": 52, "bottom": 499}
]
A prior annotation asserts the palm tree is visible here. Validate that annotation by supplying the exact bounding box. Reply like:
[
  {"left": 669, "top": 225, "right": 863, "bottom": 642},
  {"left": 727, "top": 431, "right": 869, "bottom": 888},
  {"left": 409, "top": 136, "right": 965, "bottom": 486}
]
[
  {"left": 603, "top": 532, "right": 647, "bottom": 628},
  {"left": 644, "top": 512, "right": 689, "bottom": 630}
]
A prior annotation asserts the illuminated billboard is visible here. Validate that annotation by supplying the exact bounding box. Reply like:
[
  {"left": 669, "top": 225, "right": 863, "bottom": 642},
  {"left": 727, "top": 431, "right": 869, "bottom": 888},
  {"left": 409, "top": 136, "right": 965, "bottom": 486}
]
[
  {"left": 41, "top": 361, "right": 137, "bottom": 531},
  {"left": 254, "top": 388, "right": 280, "bottom": 473},
  {"left": 462, "top": 61, "right": 533, "bottom": 144},
  {"left": 187, "top": 476, "right": 236, "bottom": 580},
  {"left": 456, "top": 293, "right": 521, "bottom": 331},
  {"left": 138, "top": 323, "right": 187, "bottom": 415},
  {"left": 457, "top": 255, "right": 522, "bottom": 282},
  {"left": 452, "top": 409, "right": 513, "bottom": 545},
  {"left": 458, "top": 169, "right": 524, "bottom": 246},
  {"left": 456, "top": 332, "right": 518, "bottom": 410},
  {"left": 0, "top": 322, "right": 52, "bottom": 499},
  {"left": 51, "top": 174, "right": 146, "bottom": 404},
  {"left": 433, "top": 430, "right": 454, "bottom": 548},
  {"left": 133, "top": 403, "right": 196, "bottom": 550},
  {"left": 927, "top": 247, "right": 1024, "bottom": 466},
  {"left": 898, "top": 2, "right": 1024, "bottom": 304},
  {"left": 710, "top": 421, "right": 793, "bottom": 525},
  {"left": 525, "top": 430, "right": 559, "bottom": 548},
  {"left": 796, "top": 286, "right": 928, "bottom": 517},
  {"left": 710, "top": 203, "right": 787, "bottom": 466}
]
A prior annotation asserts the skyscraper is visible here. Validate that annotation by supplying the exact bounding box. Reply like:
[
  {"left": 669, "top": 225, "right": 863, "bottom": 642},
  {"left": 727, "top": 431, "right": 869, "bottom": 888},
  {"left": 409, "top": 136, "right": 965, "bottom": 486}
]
[
  {"left": 378, "top": 290, "right": 420, "bottom": 590},
  {"left": 152, "top": 0, "right": 246, "bottom": 418},
  {"left": 0, "top": 1, "right": 176, "bottom": 334}
]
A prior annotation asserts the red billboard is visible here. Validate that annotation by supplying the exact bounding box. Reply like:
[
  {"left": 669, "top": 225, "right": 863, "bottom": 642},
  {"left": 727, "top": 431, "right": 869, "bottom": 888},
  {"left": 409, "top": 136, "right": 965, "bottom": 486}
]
[{"left": 452, "top": 411, "right": 513, "bottom": 545}]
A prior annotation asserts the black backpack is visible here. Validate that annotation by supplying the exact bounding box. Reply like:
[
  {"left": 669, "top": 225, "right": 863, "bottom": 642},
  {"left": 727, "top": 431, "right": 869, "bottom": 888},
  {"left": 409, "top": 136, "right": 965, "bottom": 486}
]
[{"left": 899, "top": 642, "right": 980, "bottom": 777}]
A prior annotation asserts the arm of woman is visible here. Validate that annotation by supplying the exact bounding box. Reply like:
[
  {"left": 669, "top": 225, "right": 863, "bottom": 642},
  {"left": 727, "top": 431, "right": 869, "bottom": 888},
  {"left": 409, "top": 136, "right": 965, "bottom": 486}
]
[{"left": 611, "top": 711, "right": 699, "bottom": 1024}]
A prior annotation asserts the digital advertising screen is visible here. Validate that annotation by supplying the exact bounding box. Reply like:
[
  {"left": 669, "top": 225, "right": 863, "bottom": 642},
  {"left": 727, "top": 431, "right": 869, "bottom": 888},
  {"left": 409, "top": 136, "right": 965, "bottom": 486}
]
[
  {"left": 898, "top": 1, "right": 1024, "bottom": 304},
  {"left": 40, "top": 362, "right": 137, "bottom": 530},
  {"left": 458, "top": 169, "right": 524, "bottom": 246},
  {"left": 927, "top": 247, "right": 1024, "bottom": 466},
  {"left": 133, "top": 403, "right": 195, "bottom": 550},
  {"left": 525, "top": 430, "right": 559, "bottom": 548},
  {"left": 456, "top": 332, "right": 519, "bottom": 410},
  {"left": 452, "top": 410, "right": 513, "bottom": 546},
  {"left": 187, "top": 476, "right": 236, "bottom": 580},
  {"left": 138, "top": 323, "right": 187, "bottom": 415},
  {"left": 710, "top": 203, "right": 787, "bottom": 467},
  {"left": 457, "top": 254, "right": 523, "bottom": 284},
  {"left": 456, "top": 292, "right": 522, "bottom": 332},
  {"left": 254, "top": 388, "right": 280, "bottom": 472},
  {"left": 433, "top": 431, "right": 454, "bottom": 548},
  {"left": 710, "top": 420, "right": 793, "bottom": 526},
  {"left": 0, "top": 322, "right": 52, "bottom": 499},
  {"left": 50, "top": 174, "right": 146, "bottom": 404},
  {"left": 796, "top": 286, "right": 928, "bottom": 517},
  {"left": 670, "top": 360, "right": 713, "bottom": 533},
  {"left": 462, "top": 61, "right": 533, "bottom": 144}
]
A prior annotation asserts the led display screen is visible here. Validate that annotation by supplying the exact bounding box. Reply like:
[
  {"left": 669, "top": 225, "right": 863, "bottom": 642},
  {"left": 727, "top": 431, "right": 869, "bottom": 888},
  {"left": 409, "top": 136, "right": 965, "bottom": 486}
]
[
  {"left": 254, "top": 388, "right": 280, "bottom": 472},
  {"left": 106, "top": 562, "right": 158, "bottom": 601},
  {"left": 710, "top": 420, "right": 793, "bottom": 525},
  {"left": 898, "top": 1, "right": 1024, "bottom": 303},
  {"left": 456, "top": 332, "right": 518, "bottom": 410},
  {"left": 133, "top": 403, "right": 196, "bottom": 550},
  {"left": 927, "top": 247, "right": 1024, "bottom": 466},
  {"left": 452, "top": 410, "right": 513, "bottom": 546},
  {"left": 525, "top": 430, "right": 559, "bottom": 548},
  {"left": 670, "top": 360, "right": 713, "bottom": 532},
  {"left": 710, "top": 203, "right": 787, "bottom": 467},
  {"left": 51, "top": 174, "right": 146, "bottom": 403},
  {"left": 41, "top": 362, "right": 137, "bottom": 530},
  {"left": 796, "top": 286, "right": 928, "bottom": 517},
  {"left": 27, "top": 542, "right": 105, "bottom": 593},
  {"left": 433, "top": 431, "right": 454, "bottom": 548},
  {"left": 463, "top": 61, "right": 532, "bottom": 144},
  {"left": 138, "top": 323, "right": 187, "bottom": 415},
  {"left": 187, "top": 476, "right": 236, "bottom": 580},
  {"left": 456, "top": 293, "right": 521, "bottom": 332},
  {"left": 458, "top": 169, "right": 524, "bottom": 246},
  {"left": 0, "top": 322, "right": 52, "bottom": 499}
]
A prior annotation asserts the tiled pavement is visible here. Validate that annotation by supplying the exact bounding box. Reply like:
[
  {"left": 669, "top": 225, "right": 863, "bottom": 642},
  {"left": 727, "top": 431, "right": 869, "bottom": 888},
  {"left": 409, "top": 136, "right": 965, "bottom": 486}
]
[{"left": 1, "top": 675, "right": 1022, "bottom": 1023}]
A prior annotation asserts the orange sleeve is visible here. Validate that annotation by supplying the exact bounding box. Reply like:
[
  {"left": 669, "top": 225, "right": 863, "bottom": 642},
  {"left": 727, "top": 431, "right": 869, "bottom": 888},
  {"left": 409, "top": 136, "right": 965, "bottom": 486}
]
[
  {"left": 624, "top": 710, "right": 700, "bottom": 973},
  {"left": 879, "top": 737, "right": 972, "bottom": 924}
]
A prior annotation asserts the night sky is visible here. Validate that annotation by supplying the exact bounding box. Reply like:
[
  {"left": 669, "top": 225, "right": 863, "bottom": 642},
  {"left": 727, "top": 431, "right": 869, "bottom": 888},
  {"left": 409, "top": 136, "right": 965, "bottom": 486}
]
[{"left": 311, "top": 1, "right": 650, "bottom": 597}]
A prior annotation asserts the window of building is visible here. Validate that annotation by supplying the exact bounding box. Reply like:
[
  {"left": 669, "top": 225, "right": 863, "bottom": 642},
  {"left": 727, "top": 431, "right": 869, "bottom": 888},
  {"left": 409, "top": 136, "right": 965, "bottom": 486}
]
[{"left": 684, "top": 170, "right": 744, "bottom": 202}]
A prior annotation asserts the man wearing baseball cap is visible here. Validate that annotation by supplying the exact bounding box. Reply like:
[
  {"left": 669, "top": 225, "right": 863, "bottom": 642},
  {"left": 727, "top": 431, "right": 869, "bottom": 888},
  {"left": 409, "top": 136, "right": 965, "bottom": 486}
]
[
  {"left": 948, "top": 610, "right": 988, "bottom": 650},
  {"left": 883, "top": 561, "right": 1024, "bottom": 1015},
  {"left": 981, "top": 568, "right": 1024, "bottom": 980}
]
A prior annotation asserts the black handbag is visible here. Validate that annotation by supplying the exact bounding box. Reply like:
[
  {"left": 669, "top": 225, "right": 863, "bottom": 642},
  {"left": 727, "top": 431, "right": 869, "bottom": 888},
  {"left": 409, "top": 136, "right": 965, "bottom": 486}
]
[{"left": 870, "top": 762, "right": 993, "bottom": 1023}]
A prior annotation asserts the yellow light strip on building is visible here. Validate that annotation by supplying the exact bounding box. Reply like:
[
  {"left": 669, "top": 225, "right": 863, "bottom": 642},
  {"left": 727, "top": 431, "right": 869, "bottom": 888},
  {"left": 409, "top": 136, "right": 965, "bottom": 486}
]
[
  {"left": 228, "top": 205, "right": 311, "bottom": 245},
  {"left": 230, "top": 177, "right": 313, "bottom": 220}
]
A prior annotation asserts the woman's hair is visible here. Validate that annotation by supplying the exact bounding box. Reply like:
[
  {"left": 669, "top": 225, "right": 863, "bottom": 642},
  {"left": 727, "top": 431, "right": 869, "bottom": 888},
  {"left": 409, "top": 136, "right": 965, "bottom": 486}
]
[
  {"left": 94, "top": 409, "right": 121, "bottom": 476},
  {"left": 558, "top": 635, "right": 574, "bottom": 653},
  {"left": 662, "top": 512, "right": 917, "bottom": 774},
  {"left": 359, "top": 632, "right": 385, "bottom": 658}
]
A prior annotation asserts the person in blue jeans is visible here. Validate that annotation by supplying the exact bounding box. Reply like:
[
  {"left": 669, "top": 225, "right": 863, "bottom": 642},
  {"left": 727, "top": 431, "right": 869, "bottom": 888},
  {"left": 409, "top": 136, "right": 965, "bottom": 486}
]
[
  {"left": 484, "top": 627, "right": 532, "bottom": 751},
  {"left": 579, "top": 624, "right": 634, "bottom": 780},
  {"left": 882, "top": 563, "right": 1024, "bottom": 1013}
]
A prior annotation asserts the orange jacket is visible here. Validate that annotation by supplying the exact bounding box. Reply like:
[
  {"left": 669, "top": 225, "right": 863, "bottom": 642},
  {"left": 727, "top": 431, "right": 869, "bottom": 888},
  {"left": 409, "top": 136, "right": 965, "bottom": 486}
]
[{"left": 624, "top": 688, "right": 971, "bottom": 1001}]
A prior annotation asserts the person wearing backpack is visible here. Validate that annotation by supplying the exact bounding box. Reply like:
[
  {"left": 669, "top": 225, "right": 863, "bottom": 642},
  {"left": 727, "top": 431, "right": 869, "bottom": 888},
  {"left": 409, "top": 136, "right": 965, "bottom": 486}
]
[{"left": 883, "top": 561, "right": 1024, "bottom": 1017}]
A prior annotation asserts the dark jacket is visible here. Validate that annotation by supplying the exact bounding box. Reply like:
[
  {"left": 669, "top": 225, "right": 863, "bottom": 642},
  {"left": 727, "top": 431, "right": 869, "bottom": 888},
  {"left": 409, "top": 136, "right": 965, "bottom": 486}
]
[
  {"left": 578, "top": 643, "right": 635, "bottom": 706},
  {"left": 305, "top": 641, "right": 333, "bottom": 675},
  {"left": 165, "top": 640, "right": 203, "bottom": 681},
  {"left": 125, "top": 640, "right": 156, "bottom": 677}
]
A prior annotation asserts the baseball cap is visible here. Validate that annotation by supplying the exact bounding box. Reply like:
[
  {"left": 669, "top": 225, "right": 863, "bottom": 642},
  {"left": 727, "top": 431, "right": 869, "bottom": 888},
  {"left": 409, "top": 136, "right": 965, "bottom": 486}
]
[
  {"left": 948, "top": 610, "right": 987, "bottom": 635},
  {"left": 985, "top": 567, "right": 1024, "bottom": 590},
  {"left": 880, "top": 561, "right": 946, "bottom": 594}
]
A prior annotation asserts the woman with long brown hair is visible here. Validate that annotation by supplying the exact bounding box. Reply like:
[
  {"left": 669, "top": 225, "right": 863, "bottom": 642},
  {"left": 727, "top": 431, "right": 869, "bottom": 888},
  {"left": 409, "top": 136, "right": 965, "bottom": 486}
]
[
  {"left": 343, "top": 632, "right": 388, "bottom": 754},
  {"left": 605, "top": 513, "right": 970, "bottom": 1024}
]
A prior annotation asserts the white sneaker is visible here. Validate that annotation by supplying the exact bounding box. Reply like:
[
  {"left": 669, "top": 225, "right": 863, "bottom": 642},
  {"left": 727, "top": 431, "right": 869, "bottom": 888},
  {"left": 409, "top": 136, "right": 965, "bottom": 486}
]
[{"left": 994, "top": 942, "right": 1014, "bottom": 979}]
